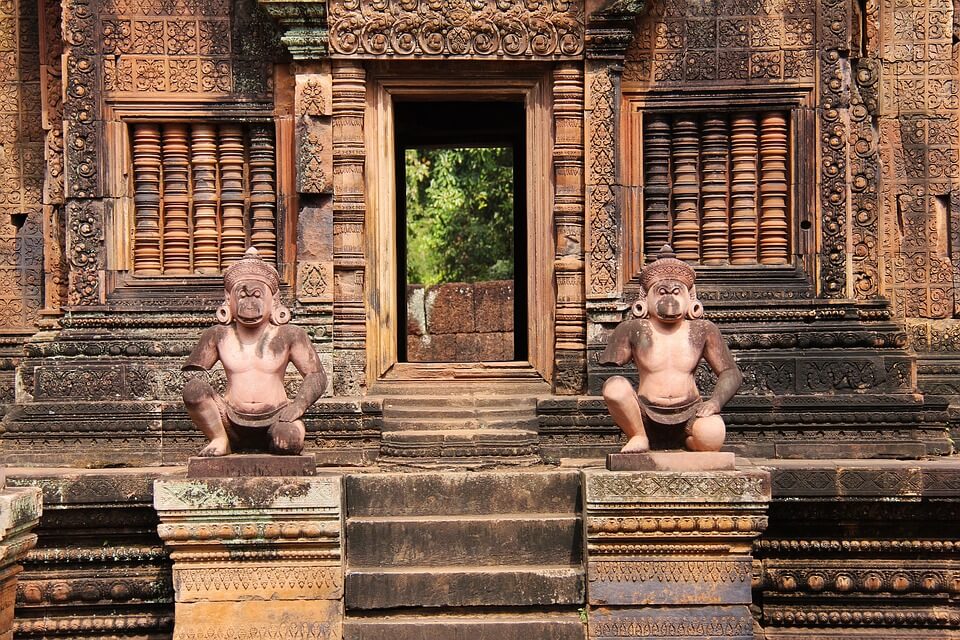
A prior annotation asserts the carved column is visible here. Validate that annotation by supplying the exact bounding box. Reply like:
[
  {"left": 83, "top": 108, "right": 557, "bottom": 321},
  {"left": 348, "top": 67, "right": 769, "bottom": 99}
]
[
  {"left": 553, "top": 64, "right": 587, "bottom": 394},
  {"left": 730, "top": 113, "right": 759, "bottom": 265},
  {"left": 0, "top": 481, "right": 42, "bottom": 640},
  {"left": 759, "top": 112, "right": 790, "bottom": 265},
  {"left": 154, "top": 471, "right": 343, "bottom": 640},
  {"left": 161, "top": 124, "right": 191, "bottom": 275},
  {"left": 642, "top": 115, "right": 671, "bottom": 263},
  {"left": 670, "top": 116, "right": 700, "bottom": 262},
  {"left": 701, "top": 116, "right": 730, "bottom": 265},
  {"left": 331, "top": 61, "right": 367, "bottom": 395},
  {"left": 584, "top": 467, "right": 770, "bottom": 640}
]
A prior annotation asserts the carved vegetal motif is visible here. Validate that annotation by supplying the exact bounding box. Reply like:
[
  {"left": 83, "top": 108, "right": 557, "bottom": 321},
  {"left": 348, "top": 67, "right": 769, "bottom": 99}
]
[
  {"left": 66, "top": 199, "right": 104, "bottom": 304},
  {"left": 130, "top": 122, "right": 279, "bottom": 274},
  {"left": 591, "top": 560, "right": 752, "bottom": 584},
  {"left": 586, "top": 65, "right": 618, "bottom": 299},
  {"left": 587, "top": 472, "right": 769, "bottom": 503},
  {"left": 63, "top": 0, "right": 101, "bottom": 199},
  {"left": 328, "top": 0, "right": 584, "bottom": 58},
  {"left": 591, "top": 612, "right": 754, "bottom": 638}
]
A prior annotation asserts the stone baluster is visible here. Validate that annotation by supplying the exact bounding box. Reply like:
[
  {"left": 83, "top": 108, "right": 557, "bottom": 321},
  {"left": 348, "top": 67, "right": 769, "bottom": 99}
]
[
  {"left": 730, "top": 113, "right": 759, "bottom": 265},
  {"left": 670, "top": 116, "right": 700, "bottom": 261},
  {"left": 642, "top": 115, "right": 671, "bottom": 264},
  {"left": 700, "top": 115, "right": 731, "bottom": 264},
  {"left": 161, "top": 123, "right": 191, "bottom": 275},
  {"left": 759, "top": 111, "right": 790, "bottom": 265},
  {"left": 219, "top": 124, "right": 247, "bottom": 268},
  {"left": 132, "top": 123, "right": 162, "bottom": 275},
  {"left": 249, "top": 124, "right": 278, "bottom": 264},
  {"left": 190, "top": 124, "right": 220, "bottom": 274}
]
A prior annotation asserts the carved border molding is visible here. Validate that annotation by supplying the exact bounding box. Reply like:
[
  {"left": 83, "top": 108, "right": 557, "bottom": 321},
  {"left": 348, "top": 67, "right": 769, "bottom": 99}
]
[{"left": 328, "top": 0, "right": 585, "bottom": 58}]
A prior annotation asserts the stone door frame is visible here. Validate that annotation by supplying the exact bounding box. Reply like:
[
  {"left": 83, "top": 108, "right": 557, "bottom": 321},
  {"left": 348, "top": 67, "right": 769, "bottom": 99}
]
[{"left": 364, "top": 63, "right": 555, "bottom": 383}]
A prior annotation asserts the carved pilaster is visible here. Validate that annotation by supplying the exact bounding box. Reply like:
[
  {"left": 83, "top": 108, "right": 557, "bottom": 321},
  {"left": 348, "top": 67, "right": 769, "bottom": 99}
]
[
  {"left": 584, "top": 468, "right": 771, "bottom": 639},
  {"left": 331, "top": 61, "right": 366, "bottom": 395},
  {"left": 62, "top": 0, "right": 102, "bottom": 200},
  {"left": 585, "top": 63, "right": 620, "bottom": 302},
  {"left": 553, "top": 64, "right": 586, "bottom": 394},
  {"left": 66, "top": 199, "right": 104, "bottom": 305}
]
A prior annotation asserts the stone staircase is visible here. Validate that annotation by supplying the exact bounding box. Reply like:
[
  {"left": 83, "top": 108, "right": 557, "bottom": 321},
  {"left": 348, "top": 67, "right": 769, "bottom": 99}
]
[
  {"left": 374, "top": 382, "right": 547, "bottom": 467},
  {"left": 342, "top": 470, "right": 586, "bottom": 640}
]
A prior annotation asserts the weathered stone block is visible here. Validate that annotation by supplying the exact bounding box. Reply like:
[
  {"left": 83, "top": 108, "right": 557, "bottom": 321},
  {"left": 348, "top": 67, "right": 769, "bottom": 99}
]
[
  {"left": 0, "top": 484, "right": 42, "bottom": 640},
  {"left": 607, "top": 451, "right": 736, "bottom": 472},
  {"left": 173, "top": 600, "right": 341, "bottom": 640},
  {"left": 587, "top": 557, "right": 753, "bottom": 605},
  {"left": 186, "top": 454, "right": 317, "bottom": 478},
  {"left": 474, "top": 280, "right": 514, "bottom": 332},
  {"left": 426, "top": 283, "right": 475, "bottom": 334},
  {"left": 589, "top": 605, "right": 754, "bottom": 639}
]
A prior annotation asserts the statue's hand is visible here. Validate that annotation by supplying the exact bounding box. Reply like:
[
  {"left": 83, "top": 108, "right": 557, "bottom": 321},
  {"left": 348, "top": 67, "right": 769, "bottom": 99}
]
[
  {"left": 696, "top": 399, "right": 721, "bottom": 418},
  {"left": 279, "top": 403, "right": 304, "bottom": 423}
]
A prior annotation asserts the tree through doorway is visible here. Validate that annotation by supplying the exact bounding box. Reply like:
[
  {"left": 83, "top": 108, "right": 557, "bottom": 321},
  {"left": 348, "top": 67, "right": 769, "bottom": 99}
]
[{"left": 394, "top": 100, "right": 527, "bottom": 363}]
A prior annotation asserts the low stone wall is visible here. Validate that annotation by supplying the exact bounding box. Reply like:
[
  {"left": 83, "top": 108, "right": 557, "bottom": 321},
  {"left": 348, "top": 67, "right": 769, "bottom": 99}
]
[{"left": 406, "top": 280, "right": 514, "bottom": 362}]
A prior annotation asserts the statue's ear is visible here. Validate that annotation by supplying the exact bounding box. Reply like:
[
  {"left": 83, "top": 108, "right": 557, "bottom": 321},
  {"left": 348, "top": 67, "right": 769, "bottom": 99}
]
[
  {"left": 631, "top": 289, "right": 648, "bottom": 318},
  {"left": 271, "top": 299, "right": 291, "bottom": 325},
  {"left": 216, "top": 292, "right": 232, "bottom": 324},
  {"left": 686, "top": 285, "right": 704, "bottom": 319}
]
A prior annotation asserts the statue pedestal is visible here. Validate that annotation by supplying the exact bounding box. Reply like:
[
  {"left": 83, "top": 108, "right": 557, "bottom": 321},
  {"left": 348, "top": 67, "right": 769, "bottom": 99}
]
[
  {"left": 583, "top": 467, "right": 770, "bottom": 639},
  {"left": 154, "top": 463, "right": 342, "bottom": 640},
  {"left": 0, "top": 481, "right": 42, "bottom": 640}
]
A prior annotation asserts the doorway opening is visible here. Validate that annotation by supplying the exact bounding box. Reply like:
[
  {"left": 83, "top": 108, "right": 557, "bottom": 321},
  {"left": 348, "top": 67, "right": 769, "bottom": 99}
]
[{"left": 394, "top": 100, "right": 527, "bottom": 363}]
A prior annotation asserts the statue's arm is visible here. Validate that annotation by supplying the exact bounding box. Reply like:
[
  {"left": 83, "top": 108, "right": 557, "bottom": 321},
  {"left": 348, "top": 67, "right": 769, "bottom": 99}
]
[
  {"left": 700, "top": 322, "right": 743, "bottom": 415},
  {"left": 281, "top": 327, "right": 327, "bottom": 422},
  {"left": 182, "top": 326, "right": 221, "bottom": 371},
  {"left": 599, "top": 321, "right": 636, "bottom": 366}
]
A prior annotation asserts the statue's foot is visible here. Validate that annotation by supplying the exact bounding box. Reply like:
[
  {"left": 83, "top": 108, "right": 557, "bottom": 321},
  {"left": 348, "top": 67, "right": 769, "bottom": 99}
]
[
  {"left": 621, "top": 435, "right": 650, "bottom": 453},
  {"left": 199, "top": 438, "right": 231, "bottom": 457}
]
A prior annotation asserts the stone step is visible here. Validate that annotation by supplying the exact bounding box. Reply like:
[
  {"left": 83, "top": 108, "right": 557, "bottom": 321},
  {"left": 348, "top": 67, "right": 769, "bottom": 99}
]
[
  {"left": 343, "top": 611, "right": 586, "bottom": 640},
  {"left": 383, "top": 416, "right": 539, "bottom": 432},
  {"left": 346, "top": 515, "right": 581, "bottom": 567},
  {"left": 345, "top": 566, "right": 585, "bottom": 609},
  {"left": 379, "top": 429, "right": 540, "bottom": 464},
  {"left": 381, "top": 395, "right": 540, "bottom": 411},
  {"left": 346, "top": 471, "right": 581, "bottom": 517}
]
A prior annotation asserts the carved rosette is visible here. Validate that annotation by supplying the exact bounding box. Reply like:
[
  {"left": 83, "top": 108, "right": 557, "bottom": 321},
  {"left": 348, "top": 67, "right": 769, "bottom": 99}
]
[
  {"left": 153, "top": 477, "right": 343, "bottom": 640},
  {"left": 328, "top": 0, "right": 584, "bottom": 58},
  {"left": 584, "top": 468, "right": 771, "bottom": 639}
]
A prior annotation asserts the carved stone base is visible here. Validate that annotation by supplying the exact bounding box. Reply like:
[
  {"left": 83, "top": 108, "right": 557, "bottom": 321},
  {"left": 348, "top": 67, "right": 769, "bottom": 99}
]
[
  {"left": 154, "top": 476, "right": 343, "bottom": 640},
  {"left": 0, "top": 483, "right": 42, "bottom": 640},
  {"left": 186, "top": 454, "right": 317, "bottom": 478},
  {"left": 583, "top": 468, "right": 771, "bottom": 639}
]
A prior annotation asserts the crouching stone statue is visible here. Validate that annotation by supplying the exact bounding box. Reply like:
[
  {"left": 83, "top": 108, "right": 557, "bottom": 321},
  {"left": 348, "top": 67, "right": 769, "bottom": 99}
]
[
  {"left": 182, "top": 247, "right": 327, "bottom": 457},
  {"left": 600, "top": 245, "right": 742, "bottom": 453}
]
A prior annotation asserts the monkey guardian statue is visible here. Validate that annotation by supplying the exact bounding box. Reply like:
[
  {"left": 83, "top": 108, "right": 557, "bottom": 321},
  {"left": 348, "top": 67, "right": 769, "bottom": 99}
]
[
  {"left": 600, "top": 245, "right": 743, "bottom": 453},
  {"left": 182, "top": 247, "right": 327, "bottom": 457}
]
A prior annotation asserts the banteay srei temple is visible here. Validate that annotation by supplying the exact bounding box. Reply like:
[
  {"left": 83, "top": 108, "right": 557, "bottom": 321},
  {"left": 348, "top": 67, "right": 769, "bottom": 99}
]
[{"left": 1, "top": 0, "right": 960, "bottom": 636}]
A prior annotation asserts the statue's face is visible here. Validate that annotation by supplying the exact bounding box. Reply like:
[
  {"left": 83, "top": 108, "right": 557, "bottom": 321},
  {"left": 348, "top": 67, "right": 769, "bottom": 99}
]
[
  {"left": 647, "top": 279, "right": 689, "bottom": 323},
  {"left": 231, "top": 279, "right": 273, "bottom": 327}
]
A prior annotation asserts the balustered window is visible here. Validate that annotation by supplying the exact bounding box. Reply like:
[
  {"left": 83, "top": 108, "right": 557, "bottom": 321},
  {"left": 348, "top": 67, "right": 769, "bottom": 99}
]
[
  {"left": 636, "top": 110, "right": 791, "bottom": 269},
  {"left": 129, "top": 121, "right": 278, "bottom": 275}
]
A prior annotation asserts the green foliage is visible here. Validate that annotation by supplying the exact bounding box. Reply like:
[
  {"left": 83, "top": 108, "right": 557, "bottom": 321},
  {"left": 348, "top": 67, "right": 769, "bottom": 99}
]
[{"left": 405, "top": 146, "right": 515, "bottom": 286}]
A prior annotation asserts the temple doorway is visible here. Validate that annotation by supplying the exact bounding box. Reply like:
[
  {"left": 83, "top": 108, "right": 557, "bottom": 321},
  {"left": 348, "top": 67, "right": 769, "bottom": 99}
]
[{"left": 394, "top": 101, "right": 528, "bottom": 364}]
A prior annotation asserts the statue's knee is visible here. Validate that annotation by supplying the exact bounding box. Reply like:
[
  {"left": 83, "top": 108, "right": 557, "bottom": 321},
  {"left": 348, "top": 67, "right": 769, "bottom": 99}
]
[
  {"left": 270, "top": 420, "right": 304, "bottom": 455},
  {"left": 182, "top": 378, "right": 215, "bottom": 406},
  {"left": 687, "top": 415, "right": 725, "bottom": 452},
  {"left": 602, "top": 376, "right": 634, "bottom": 403}
]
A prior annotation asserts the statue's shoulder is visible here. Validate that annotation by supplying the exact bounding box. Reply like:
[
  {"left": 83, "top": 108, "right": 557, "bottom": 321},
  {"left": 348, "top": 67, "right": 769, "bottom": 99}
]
[
  {"left": 276, "top": 322, "right": 312, "bottom": 343},
  {"left": 199, "top": 324, "right": 227, "bottom": 341},
  {"left": 690, "top": 318, "right": 723, "bottom": 341}
]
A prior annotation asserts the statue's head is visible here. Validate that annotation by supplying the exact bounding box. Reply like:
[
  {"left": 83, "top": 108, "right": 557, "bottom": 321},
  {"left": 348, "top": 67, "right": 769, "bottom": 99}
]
[
  {"left": 217, "top": 247, "right": 291, "bottom": 326},
  {"left": 632, "top": 244, "right": 703, "bottom": 322}
]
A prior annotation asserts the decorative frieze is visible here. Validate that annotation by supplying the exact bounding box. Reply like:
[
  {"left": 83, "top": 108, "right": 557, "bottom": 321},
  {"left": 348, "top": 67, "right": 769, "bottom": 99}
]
[{"left": 328, "top": 0, "right": 584, "bottom": 58}]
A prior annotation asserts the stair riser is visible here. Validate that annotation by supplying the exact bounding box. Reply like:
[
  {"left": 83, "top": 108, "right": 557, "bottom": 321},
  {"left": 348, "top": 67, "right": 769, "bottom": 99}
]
[
  {"left": 345, "top": 570, "right": 585, "bottom": 609},
  {"left": 346, "top": 472, "right": 582, "bottom": 516},
  {"left": 343, "top": 620, "right": 586, "bottom": 640},
  {"left": 347, "top": 518, "right": 582, "bottom": 567}
]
